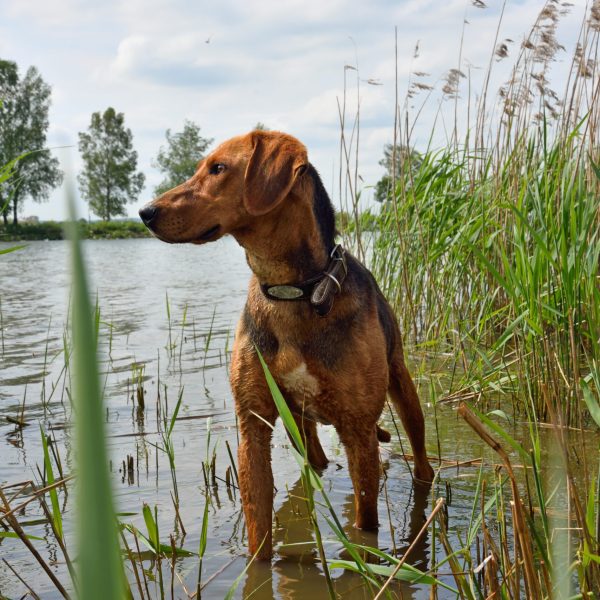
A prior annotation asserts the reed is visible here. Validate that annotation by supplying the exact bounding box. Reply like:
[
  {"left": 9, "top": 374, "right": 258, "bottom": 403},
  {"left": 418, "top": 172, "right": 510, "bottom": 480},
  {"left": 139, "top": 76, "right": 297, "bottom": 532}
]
[
  {"left": 354, "top": 2, "right": 600, "bottom": 427},
  {"left": 165, "top": 291, "right": 174, "bottom": 355},
  {"left": 336, "top": 2, "right": 600, "bottom": 596},
  {"left": 159, "top": 386, "right": 183, "bottom": 504}
]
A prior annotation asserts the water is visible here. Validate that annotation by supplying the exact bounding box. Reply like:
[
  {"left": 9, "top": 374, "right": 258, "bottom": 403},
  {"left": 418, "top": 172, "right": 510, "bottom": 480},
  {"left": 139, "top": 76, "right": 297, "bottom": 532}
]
[{"left": 0, "top": 238, "right": 549, "bottom": 599}]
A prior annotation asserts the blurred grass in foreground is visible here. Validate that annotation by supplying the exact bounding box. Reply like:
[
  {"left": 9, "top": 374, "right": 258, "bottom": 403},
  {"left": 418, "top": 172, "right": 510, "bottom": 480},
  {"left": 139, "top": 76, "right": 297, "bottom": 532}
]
[{"left": 67, "top": 176, "right": 126, "bottom": 599}]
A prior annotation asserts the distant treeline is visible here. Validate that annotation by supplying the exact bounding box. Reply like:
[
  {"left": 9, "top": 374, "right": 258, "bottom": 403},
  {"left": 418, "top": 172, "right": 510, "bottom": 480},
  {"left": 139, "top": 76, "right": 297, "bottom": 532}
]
[
  {"left": 0, "top": 219, "right": 152, "bottom": 241},
  {"left": 1, "top": 212, "right": 381, "bottom": 241}
]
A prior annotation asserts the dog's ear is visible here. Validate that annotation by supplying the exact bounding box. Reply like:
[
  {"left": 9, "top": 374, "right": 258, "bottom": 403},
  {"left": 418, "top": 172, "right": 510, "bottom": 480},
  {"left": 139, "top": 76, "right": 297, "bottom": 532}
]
[{"left": 243, "top": 132, "right": 308, "bottom": 216}]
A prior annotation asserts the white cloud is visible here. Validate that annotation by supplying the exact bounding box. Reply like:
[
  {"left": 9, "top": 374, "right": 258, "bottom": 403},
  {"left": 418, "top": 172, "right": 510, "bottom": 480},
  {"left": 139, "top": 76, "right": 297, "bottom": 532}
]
[
  {"left": 4, "top": 0, "right": 106, "bottom": 26},
  {"left": 108, "top": 34, "right": 247, "bottom": 87}
]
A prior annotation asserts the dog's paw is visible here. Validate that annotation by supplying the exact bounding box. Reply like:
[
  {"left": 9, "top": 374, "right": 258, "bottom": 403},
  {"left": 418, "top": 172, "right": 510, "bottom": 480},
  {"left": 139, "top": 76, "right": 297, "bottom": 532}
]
[{"left": 414, "top": 461, "right": 435, "bottom": 484}]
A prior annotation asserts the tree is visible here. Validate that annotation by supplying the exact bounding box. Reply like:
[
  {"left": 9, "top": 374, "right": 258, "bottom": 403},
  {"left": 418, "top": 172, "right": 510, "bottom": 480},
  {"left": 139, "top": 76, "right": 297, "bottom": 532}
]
[
  {"left": 373, "top": 143, "right": 423, "bottom": 203},
  {"left": 153, "top": 120, "right": 212, "bottom": 196},
  {"left": 78, "top": 108, "right": 145, "bottom": 221},
  {"left": 0, "top": 60, "right": 63, "bottom": 225}
]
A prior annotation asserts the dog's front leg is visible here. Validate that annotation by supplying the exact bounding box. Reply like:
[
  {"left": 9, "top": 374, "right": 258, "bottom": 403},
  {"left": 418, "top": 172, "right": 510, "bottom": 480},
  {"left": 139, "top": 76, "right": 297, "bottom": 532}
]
[
  {"left": 230, "top": 342, "right": 278, "bottom": 560},
  {"left": 339, "top": 424, "right": 380, "bottom": 530},
  {"left": 237, "top": 410, "right": 276, "bottom": 559}
]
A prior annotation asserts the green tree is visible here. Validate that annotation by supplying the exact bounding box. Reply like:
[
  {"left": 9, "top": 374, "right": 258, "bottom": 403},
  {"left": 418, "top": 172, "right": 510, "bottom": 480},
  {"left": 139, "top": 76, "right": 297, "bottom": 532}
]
[
  {"left": 78, "top": 107, "right": 145, "bottom": 221},
  {"left": 153, "top": 120, "right": 212, "bottom": 196},
  {"left": 0, "top": 59, "right": 62, "bottom": 225},
  {"left": 374, "top": 143, "right": 423, "bottom": 203}
]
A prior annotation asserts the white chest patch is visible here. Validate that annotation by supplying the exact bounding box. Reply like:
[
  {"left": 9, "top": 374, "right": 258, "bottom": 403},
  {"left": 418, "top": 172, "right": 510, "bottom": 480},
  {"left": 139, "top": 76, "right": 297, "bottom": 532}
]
[{"left": 280, "top": 362, "right": 320, "bottom": 398}]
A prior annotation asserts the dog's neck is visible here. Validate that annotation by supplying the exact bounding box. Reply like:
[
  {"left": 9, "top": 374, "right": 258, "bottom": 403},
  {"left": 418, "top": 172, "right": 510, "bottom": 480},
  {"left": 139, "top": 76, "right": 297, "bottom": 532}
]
[
  {"left": 237, "top": 225, "right": 329, "bottom": 286},
  {"left": 234, "top": 191, "right": 330, "bottom": 286}
]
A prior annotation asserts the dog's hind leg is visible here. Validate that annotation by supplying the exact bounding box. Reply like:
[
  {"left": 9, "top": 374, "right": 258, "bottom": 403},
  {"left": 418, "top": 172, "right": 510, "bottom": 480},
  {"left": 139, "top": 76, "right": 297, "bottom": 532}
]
[
  {"left": 289, "top": 414, "right": 329, "bottom": 470},
  {"left": 376, "top": 424, "right": 391, "bottom": 442},
  {"left": 388, "top": 352, "right": 434, "bottom": 483}
]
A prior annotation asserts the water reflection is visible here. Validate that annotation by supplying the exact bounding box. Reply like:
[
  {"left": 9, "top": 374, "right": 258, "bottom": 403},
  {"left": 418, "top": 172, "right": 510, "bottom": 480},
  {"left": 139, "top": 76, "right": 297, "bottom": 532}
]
[
  {"left": 3, "top": 239, "right": 579, "bottom": 599},
  {"left": 241, "top": 473, "right": 432, "bottom": 599}
]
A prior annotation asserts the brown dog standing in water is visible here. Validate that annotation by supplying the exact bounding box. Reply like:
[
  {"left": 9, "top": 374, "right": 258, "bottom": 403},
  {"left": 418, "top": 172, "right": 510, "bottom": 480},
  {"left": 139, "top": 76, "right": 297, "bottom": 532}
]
[{"left": 139, "top": 130, "right": 434, "bottom": 560}]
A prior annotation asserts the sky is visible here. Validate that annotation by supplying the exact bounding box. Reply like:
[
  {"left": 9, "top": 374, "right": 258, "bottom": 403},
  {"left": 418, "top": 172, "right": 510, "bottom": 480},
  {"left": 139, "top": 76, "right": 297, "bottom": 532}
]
[{"left": 0, "top": 0, "right": 587, "bottom": 221}]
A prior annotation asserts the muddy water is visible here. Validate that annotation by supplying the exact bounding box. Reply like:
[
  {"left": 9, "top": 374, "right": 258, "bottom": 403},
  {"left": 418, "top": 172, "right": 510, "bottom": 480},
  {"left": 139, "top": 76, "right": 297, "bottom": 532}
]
[{"left": 0, "top": 238, "right": 540, "bottom": 599}]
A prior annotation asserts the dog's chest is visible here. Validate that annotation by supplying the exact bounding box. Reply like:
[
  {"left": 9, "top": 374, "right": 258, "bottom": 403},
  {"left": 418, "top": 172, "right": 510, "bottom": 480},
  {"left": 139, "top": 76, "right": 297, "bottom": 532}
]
[
  {"left": 279, "top": 362, "right": 320, "bottom": 398},
  {"left": 278, "top": 360, "right": 331, "bottom": 424}
]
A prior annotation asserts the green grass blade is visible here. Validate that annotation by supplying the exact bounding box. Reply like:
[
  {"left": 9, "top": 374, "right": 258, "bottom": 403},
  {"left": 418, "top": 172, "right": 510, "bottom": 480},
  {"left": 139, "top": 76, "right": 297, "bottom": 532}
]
[
  {"left": 581, "top": 380, "right": 600, "bottom": 429},
  {"left": 0, "top": 531, "right": 44, "bottom": 541},
  {"left": 255, "top": 348, "right": 304, "bottom": 452},
  {"left": 40, "top": 424, "right": 63, "bottom": 540},
  {"left": 223, "top": 543, "right": 264, "bottom": 600},
  {"left": 583, "top": 476, "right": 597, "bottom": 567},
  {"left": 328, "top": 559, "right": 457, "bottom": 592},
  {"left": 167, "top": 388, "right": 184, "bottom": 438},
  {"left": 198, "top": 496, "right": 210, "bottom": 558},
  {"left": 121, "top": 524, "right": 194, "bottom": 557},
  {"left": 197, "top": 492, "right": 211, "bottom": 596},
  {"left": 0, "top": 244, "right": 27, "bottom": 255},
  {"left": 142, "top": 504, "right": 159, "bottom": 551},
  {"left": 66, "top": 176, "right": 126, "bottom": 600}
]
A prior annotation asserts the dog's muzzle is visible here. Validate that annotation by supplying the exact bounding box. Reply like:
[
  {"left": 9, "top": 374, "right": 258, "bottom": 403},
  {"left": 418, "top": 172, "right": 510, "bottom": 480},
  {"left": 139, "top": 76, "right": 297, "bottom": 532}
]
[{"left": 139, "top": 205, "right": 159, "bottom": 226}]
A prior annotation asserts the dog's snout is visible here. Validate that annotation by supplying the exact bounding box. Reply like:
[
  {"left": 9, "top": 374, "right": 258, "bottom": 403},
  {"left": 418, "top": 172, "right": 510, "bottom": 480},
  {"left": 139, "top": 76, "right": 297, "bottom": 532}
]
[{"left": 139, "top": 205, "right": 159, "bottom": 225}]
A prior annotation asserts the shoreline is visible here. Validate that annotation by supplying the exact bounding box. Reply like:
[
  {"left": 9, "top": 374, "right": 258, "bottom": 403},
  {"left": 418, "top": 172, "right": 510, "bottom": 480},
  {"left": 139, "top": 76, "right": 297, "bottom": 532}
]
[{"left": 0, "top": 220, "right": 152, "bottom": 241}]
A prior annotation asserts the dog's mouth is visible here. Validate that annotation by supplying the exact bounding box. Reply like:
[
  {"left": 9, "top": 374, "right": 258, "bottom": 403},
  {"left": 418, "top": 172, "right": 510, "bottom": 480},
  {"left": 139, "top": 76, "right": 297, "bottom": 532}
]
[{"left": 194, "top": 224, "right": 221, "bottom": 243}]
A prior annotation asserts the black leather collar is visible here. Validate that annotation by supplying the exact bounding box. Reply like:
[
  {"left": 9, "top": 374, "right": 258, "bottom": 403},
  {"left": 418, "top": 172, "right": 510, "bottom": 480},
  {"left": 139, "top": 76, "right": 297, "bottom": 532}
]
[{"left": 260, "top": 245, "right": 348, "bottom": 317}]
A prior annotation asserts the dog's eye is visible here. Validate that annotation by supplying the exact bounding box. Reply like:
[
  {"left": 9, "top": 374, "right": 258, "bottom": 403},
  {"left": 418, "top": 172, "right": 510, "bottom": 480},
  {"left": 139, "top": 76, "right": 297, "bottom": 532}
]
[{"left": 209, "top": 163, "right": 226, "bottom": 175}]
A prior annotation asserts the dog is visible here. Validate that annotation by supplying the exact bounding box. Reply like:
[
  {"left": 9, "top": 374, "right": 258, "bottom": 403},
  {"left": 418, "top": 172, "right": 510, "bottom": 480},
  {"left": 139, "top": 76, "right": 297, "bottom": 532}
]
[{"left": 139, "top": 130, "right": 434, "bottom": 560}]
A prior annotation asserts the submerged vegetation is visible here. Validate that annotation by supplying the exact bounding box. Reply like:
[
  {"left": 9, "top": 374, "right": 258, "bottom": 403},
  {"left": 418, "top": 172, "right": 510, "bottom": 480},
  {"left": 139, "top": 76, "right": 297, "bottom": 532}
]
[{"left": 1, "top": 1, "right": 600, "bottom": 599}]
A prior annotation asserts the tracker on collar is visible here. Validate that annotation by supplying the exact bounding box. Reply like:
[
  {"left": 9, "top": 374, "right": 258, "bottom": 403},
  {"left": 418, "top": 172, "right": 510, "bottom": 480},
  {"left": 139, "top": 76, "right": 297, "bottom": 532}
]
[{"left": 260, "top": 244, "right": 348, "bottom": 317}]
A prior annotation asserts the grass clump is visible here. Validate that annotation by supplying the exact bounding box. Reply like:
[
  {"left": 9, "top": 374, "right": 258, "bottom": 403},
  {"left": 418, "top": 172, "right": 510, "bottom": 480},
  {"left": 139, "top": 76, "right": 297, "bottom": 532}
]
[
  {"left": 367, "top": 129, "right": 600, "bottom": 424},
  {"left": 335, "top": 2, "right": 600, "bottom": 597}
]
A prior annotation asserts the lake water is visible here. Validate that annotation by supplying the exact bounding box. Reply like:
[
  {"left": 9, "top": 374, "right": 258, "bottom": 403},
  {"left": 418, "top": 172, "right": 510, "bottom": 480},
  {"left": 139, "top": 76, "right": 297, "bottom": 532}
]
[{"left": 0, "top": 238, "right": 524, "bottom": 599}]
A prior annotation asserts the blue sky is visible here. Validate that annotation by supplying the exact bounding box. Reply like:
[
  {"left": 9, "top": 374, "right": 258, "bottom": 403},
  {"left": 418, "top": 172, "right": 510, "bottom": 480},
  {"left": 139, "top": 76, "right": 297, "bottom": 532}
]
[{"left": 0, "top": 0, "right": 586, "bottom": 220}]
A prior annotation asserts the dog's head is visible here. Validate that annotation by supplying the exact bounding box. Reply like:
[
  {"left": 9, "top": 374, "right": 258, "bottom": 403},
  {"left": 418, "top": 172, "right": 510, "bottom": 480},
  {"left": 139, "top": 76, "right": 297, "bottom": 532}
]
[{"left": 138, "top": 130, "right": 308, "bottom": 244}]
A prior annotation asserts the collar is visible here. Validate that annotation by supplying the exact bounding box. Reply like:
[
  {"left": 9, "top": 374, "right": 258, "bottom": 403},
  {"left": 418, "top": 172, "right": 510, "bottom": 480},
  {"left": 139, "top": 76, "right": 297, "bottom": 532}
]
[{"left": 260, "top": 244, "right": 348, "bottom": 317}]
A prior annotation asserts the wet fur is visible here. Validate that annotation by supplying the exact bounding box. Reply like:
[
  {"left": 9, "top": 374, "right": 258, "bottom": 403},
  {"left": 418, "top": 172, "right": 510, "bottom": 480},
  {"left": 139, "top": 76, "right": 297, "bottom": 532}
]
[{"left": 139, "top": 131, "right": 434, "bottom": 560}]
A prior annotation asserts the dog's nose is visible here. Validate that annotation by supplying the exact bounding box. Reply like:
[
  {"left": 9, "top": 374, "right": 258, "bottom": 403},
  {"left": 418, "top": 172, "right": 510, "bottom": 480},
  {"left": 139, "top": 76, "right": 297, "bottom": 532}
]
[{"left": 139, "top": 205, "right": 158, "bottom": 225}]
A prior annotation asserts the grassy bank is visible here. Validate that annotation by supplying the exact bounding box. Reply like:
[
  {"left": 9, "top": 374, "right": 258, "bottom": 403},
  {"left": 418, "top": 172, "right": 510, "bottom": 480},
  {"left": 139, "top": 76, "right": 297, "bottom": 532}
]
[{"left": 0, "top": 219, "right": 151, "bottom": 241}]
